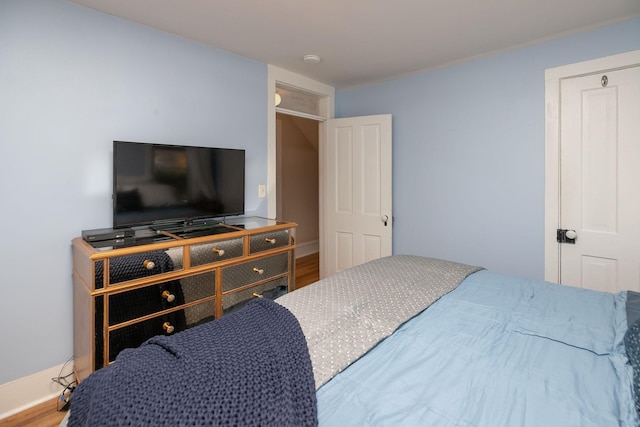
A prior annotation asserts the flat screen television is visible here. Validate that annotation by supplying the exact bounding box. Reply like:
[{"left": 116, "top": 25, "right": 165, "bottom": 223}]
[{"left": 113, "top": 141, "right": 245, "bottom": 228}]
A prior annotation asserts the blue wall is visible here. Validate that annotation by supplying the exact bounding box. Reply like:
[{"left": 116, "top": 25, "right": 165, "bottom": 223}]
[
  {"left": 336, "top": 19, "right": 640, "bottom": 279},
  {"left": 1, "top": 0, "right": 639, "bottom": 389},
  {"left": 0, "top": 0, "right": 267, "bottom": 384}
]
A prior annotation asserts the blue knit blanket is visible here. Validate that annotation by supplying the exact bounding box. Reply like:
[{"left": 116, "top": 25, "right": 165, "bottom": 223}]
[{"left": 69, "top": 299, "right": 317, "bottom": 426}]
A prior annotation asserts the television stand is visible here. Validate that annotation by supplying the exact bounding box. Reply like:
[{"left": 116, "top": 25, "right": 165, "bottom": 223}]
[{"left": 72, "top": 217, "right": 297, "bottom": 382}]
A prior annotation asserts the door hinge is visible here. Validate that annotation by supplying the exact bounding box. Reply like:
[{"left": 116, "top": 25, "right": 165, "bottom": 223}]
[{"left": 557, "top": 229, "right": 577, "bottom": 244}]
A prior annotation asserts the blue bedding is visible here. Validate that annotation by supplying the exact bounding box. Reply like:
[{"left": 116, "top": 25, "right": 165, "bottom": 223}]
[{"left": 317, "top": 270, "right": 638, "bottom": 426}]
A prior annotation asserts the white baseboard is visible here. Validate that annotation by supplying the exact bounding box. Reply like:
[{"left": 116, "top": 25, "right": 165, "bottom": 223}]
[
  {"left": 0, "top": 362, "right": 73, "bottom": 420},
  {"left": 295, "top": 240, "right": 319, "bottom": 258}
]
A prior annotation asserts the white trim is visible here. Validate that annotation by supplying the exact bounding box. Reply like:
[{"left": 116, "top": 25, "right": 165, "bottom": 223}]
[
  {"left": 544, "top": 75, "right": 561, "bottom": 283},
  {"left": 317, "top": 121, "right": 328, "bottom": 279},
  {"left": 544, "top": 49, "right": 640, "bottom": 283},
  {"left": 275, "top": 107, "right": 326, "bottom": 122},
  {"left": 267, "top": 65, "right": 335, "bottom": 220},
  {"left": 545, "top": 50, "right": 640, "bottom": 80},
  {"left": 267, "top": 66, "right": 335, "bottom": 279},
  {"left": 0, "top": 362, "right": 73, "bottom": 420},
  {"left": 295, "top": 240, "right": 319, "bottom": 259}
]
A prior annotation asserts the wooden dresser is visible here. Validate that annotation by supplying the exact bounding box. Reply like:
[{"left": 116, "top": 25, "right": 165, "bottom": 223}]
[{"left": 72, "top": 217, "right": 296, "bottom": 382}]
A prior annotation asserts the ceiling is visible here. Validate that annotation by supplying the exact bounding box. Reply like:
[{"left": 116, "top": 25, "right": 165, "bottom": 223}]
[{"left": 71, "top": 0, "right": 640, "bottom": 89}]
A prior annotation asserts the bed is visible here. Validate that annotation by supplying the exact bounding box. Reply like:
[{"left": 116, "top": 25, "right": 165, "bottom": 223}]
[{"left": 67, "top": 255, "right": 640, "bottom": 426}]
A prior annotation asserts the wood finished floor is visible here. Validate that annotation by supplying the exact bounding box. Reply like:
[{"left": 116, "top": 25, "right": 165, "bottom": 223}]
[
  {"left": 2, "top": 253, "right": 320, "bottom": 427},
  {"left": 295, "top": 251, "right": 320, "bottom": 289},
  {"left": 0, "top": 398, "right": 67, "bottom": 427}
]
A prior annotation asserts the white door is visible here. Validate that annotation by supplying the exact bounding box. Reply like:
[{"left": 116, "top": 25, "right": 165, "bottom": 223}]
[
  {"left": 559, "top": 65, "right": 640, "bottom": 292},
  {"left": 322, "top": 114, "right": 392, "bottom": 277}
]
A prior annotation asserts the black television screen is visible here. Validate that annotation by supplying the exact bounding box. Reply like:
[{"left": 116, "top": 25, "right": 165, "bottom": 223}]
[{"left": 113, "top": 141, "right": 245, "bottom": 228}]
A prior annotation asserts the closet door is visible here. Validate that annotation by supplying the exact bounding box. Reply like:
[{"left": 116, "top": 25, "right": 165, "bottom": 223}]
[{"left": 558, "top": 65, "right": 640, "bottom": 292}]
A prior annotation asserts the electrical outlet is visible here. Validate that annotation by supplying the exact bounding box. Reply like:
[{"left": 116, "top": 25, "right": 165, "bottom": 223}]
[{"left": 258, "top": 184, "right": 266, "bottom": 198}]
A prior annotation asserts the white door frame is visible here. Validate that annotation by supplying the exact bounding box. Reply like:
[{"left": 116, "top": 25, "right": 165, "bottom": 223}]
[
  {"left": 544, "top": 49, "right": 640, "bottom": 283},
  {"left": 266, "top": 66, "right": 335, "bottom": 266}
]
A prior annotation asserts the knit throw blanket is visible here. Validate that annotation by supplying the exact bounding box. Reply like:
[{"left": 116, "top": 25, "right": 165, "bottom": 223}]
[{"left": 69, "top": 299, "right": 317, "bottom": 426}]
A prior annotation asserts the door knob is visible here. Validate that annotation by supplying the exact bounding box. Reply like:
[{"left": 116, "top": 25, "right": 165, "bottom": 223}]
[
  {"left": 382, "top": 215, "right": 389, "bottom": 226},
  {"left": 557, "top": 229, "right": 577, "bottom": 244}
]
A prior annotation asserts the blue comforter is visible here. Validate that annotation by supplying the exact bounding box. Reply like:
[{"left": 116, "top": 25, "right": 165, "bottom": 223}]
[{"left": 317, "top": 270, "right": 638, "bottom": 426}]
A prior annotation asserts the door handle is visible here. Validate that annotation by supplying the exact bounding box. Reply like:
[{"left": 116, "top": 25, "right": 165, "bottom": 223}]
[
  {"left": 557, "top": 229, "right": 577, "bottom": 244},
  {"left": 382, "top": 215, "right": 389, "bottom": 226}
]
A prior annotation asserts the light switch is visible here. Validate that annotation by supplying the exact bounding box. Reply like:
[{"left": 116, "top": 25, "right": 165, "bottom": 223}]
[{"left": 258, "top": 184, "right": 266, "bottom": 198}]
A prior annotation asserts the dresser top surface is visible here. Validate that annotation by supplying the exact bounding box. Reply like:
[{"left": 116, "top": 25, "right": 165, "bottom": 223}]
[{"left": 74, "top": 217, "right": 296, "bottom": 256}]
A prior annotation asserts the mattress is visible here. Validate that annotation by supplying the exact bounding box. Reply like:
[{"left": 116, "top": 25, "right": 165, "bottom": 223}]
[{"left": 316, "top": 269, "right": 638, "bottom": 426}]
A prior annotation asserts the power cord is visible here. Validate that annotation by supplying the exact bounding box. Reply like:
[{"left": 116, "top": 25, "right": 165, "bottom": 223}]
[{"left": 52, "top": 358, "right": 77, "bottom": 412}]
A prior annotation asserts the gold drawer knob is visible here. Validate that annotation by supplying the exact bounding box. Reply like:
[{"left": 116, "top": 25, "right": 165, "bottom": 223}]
[
  {"left": 265, "top": 238, "right": 276, "bottom": 244},
  {"left": 252, "top": 292, "right": 264, "bottom": 298},
  {"left": 212, "top": 248, "right": 225, "bottom": 256},
  {"left": 253, "top": 267, "right": 264, "bottom": 275},
  {"left": 161, "top": 290, "right": 175, "bottom": 303},
  {"left": 143, "top": 259, "right": 155, "bottom": 270},
  {"left": 162, "top": 322, "right": 175, "bottom": 334}
]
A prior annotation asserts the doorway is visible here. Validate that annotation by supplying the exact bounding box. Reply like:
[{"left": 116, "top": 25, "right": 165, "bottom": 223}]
[
  {"left": 267, "top": 65, "right": 335, "bottom": 278},
  {"left": 276, "top": 112, "right": 320, "bottom": 259}
]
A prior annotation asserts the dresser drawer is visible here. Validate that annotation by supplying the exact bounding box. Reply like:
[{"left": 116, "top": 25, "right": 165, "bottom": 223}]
[
  {"left": 95, "top": 250, "right": 178, "bottom": 288},
  {"left": 108, "top": 271, "right": 215, "bottom": 326},
  {"left": 104, "top": 299, "right": 216, "bottom": 366},
  {"left": 222, "top": 277, "right": 289, "bottom": 316},
  {"left": 189, "top": 238, "right": 244, "bottom": 267},
  {"left": 249, "top": 230, "right": 290, "bottom": 254},
  {"left": 221, "top": 252, "right": 289, "bottom": 292}
]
